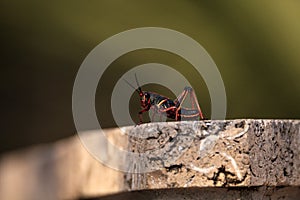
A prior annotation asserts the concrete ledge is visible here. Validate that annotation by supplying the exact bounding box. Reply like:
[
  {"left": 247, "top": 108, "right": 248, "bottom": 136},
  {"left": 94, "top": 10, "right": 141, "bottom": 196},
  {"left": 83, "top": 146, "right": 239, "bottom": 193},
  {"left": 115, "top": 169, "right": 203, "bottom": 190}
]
[
  {"left": 126, "top": 120, "right": 300, "bottom": 190},
  {"left": 0, "top": 120, "right": 299, "bottom": 199}
]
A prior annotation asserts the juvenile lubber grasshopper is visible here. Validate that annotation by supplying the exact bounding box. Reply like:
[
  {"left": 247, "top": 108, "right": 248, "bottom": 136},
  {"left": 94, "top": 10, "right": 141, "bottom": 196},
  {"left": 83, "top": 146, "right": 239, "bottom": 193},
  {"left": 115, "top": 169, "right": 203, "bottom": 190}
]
[{"left": 125, "top": 74, "right": 205, "bottom": 124}]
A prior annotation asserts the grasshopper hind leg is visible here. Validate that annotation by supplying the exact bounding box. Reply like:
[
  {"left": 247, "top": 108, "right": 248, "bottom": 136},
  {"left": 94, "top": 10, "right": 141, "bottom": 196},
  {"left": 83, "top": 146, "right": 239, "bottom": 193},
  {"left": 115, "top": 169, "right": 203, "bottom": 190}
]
[{"left": 174, "top": 86, "right": 205, "bottom": 121}]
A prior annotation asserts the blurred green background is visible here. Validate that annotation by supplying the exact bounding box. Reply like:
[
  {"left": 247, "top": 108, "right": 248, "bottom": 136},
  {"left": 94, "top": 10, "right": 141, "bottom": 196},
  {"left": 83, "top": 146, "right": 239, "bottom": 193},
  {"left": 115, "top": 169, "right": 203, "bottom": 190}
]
[{"left": 1, "top": 0, "right": 300, "bottom": 153}]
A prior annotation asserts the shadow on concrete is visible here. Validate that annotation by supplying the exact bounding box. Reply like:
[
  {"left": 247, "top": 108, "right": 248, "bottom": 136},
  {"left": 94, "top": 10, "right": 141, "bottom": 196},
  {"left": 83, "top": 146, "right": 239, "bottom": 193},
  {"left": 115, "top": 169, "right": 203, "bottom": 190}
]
[{"left": 80, "top": 186, "right": 300, "bottom": 200}]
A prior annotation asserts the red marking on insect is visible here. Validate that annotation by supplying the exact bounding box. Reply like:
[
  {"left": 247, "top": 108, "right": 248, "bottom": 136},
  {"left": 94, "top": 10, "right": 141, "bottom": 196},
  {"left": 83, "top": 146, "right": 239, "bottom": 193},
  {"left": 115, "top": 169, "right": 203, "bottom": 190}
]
[{"left": 124, "top": 74, "right": 205, "bottom": 124}]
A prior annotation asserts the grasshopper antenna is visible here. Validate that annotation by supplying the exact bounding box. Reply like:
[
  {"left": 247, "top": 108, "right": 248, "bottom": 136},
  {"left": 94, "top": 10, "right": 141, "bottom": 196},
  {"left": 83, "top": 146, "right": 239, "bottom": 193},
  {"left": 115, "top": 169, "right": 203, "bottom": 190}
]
[
  {"left": 123, "top": 78, "right": 140, "bottom": 94},
  {"left": 135, "top": 73, "right": 142, "bottom": 94}
]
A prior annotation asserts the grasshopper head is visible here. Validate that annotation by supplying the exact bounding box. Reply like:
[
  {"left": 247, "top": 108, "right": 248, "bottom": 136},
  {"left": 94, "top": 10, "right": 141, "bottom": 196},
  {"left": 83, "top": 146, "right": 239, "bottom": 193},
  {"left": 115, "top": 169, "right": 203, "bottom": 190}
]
[{"left": 140, "top": 91, "right": 150, "bottom": 108}]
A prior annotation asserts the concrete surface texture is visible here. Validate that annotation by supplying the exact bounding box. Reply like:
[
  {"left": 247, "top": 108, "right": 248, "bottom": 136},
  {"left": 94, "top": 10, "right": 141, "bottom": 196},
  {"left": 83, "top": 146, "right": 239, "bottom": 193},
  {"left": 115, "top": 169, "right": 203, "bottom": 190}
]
[{"left": 0, "top": 120, "right": 299, "bottom": 200}]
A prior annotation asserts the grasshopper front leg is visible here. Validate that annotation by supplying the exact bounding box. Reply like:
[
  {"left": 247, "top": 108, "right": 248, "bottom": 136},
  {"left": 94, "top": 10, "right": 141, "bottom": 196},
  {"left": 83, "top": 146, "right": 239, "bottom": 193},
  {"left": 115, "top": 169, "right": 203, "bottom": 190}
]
[{"left": 138, "top": 107, "right": 150, "bottom": 124}]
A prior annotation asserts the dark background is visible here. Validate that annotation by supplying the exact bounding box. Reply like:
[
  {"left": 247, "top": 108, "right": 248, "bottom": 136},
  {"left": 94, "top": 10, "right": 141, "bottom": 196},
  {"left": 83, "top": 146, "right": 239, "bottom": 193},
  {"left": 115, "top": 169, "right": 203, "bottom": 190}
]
[{"left": 1, "top": 0, "right": 300, "bottom": 153}]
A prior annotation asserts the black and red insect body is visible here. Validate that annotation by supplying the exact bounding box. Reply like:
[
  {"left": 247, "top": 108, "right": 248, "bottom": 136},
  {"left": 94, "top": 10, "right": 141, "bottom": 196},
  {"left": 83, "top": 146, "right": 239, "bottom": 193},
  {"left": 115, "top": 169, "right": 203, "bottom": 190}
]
[{"left": 125, "top": 74, "right": 205, "bottom": 124}]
